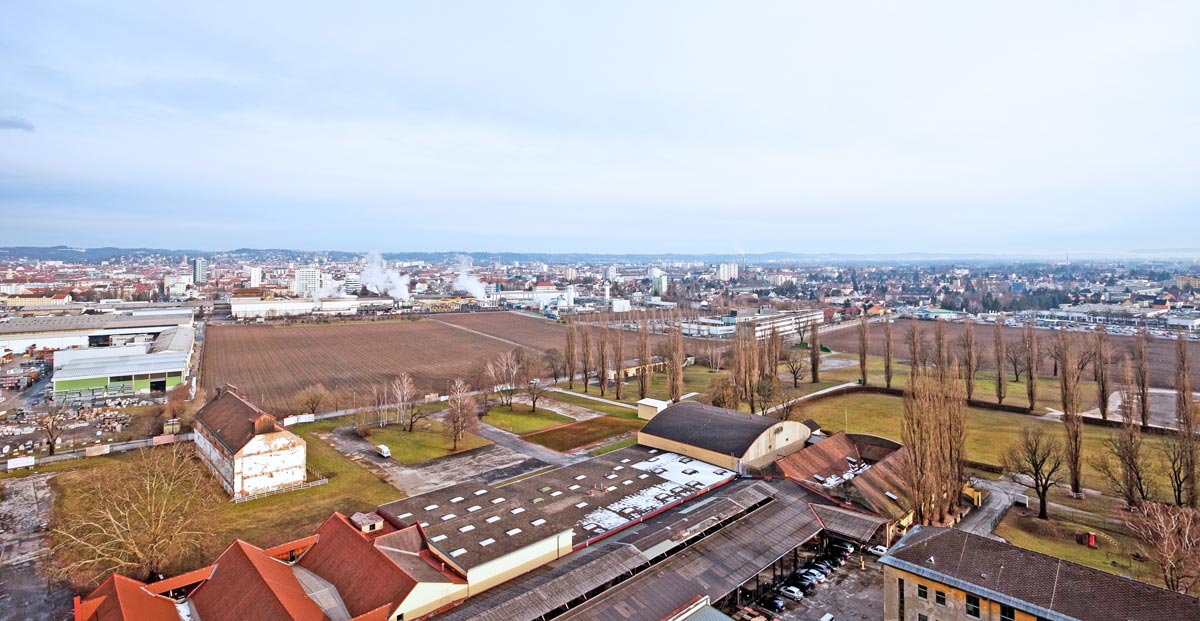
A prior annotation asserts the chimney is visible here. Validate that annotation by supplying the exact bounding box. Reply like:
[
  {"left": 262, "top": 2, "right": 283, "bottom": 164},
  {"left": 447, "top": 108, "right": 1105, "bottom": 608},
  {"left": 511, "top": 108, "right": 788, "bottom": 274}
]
[{"left": 351, "top": 512, "right": 385, "bottom": 533}]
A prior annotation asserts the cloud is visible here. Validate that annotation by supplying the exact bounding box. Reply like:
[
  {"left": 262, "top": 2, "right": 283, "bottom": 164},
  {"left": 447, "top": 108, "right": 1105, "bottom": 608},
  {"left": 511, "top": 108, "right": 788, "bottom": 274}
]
[{"left": 0, "top": 116, "right": 34, "bottom": 132}]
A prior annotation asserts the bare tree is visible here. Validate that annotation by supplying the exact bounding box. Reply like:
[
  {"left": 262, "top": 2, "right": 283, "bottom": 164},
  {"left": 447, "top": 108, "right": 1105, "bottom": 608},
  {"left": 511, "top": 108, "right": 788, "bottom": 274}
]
[
  {"left": 50, "top": 445, "right": 218, "bottom": 590},
  {"left": 1004, "top": 426, "right": 1065, "bottom": 520},
  {"left": 564, "top": 324, "right": 578, "bottom": 390},
  {"left": 707, "top": 376, "right": 738, "bottom": 410},
  {"left": 392, "top": 371, "right": 427, "bottom": 432},
  {"left": 933, "top": 321, "right": 948, "bottom": 381},
  {"left": 959, "top": 321, "right": 978, "bottom": 401},
  {"left": 580, "top": 325, "right": 593, "bottom": 394},
  {"left": 994, "top": 320, "right": 1007, "bottom": 405},
  {"left": 667, "top": 315, "right": 685, "bottom": 402},
  {"left": 901, "top": 361, "right": 968, "bottom": 525},
  {"left": 486, "top": 350, "right": 522, "bottom": 408},
  {"left": 1023, "top": 325, "right": 1039, "bottom": 412},
  {"left": 1090, "top": 361, "right": 1155, "bottom": 508},
  {"left": 1093, "top": 329, "right": 1112, "bottom": 420},
  {"left": 1005, "top": 335, "right": 1026, "bottom": 382},
  {"left": 611, "top": 325, "right": 625, "bottom": 401},
  {"left": 1125, "top": 503, "right": 1200, "bottom": 594},
  {"left": 637, "top": 319, "right": 652, "bottom": 399},
  {"left": 857, "top": 315, "right": 870, "bottom": 386},
  {"left": 784, "top": 347, "right": 807, "bottom": 388},
  {"left": 33, "top": 401, "right": 67, "bottom": 455},
  {"left": 1133, "top": 329, "right": 1152, "bottom": 427},
  {"left": 296, "top": 384, "right": 332, "bottom": 415},
  {"left": 883, "top": 317, "right": 895, "bottom": 388},
  {"left": 596, "top": 322, "right": 610, "bottom": 397},
  {"left": 1051, "top": 330, "right": 1087, "bottom": 496},
  {"left": 809, "top": 317, "right": 821, "bottom": 383},
  {"left": 443, "top": 379, "right": 479, "bottom": 451},
  {"left": 905, "top": 321, "right": 924, "bottom": 375},
  {"left": 545, "top": 348, "right": 566, "bottom": 383},
  {"left": 1177, "top": 331, "right": 1197, "bottom": 507}
]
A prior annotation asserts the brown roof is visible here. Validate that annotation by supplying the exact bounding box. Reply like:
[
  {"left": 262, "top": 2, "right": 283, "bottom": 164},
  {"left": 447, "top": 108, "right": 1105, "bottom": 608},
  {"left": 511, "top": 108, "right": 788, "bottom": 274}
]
[
  {"left": 194, "top": 390, "right": 287, "bottom": 453},
  {"left": 191, "top": 540, "right": 328, "bottom": 621},
  {"left": 76, "top": 574, "right": 180, "bottom": 621},
  {"left": 809, "top": 503, "right": 887, "bottom": 542},
  {"left": 777, "top": 431, "right": 911, "bottom": 521},
  {"left": 777, "top": 432, "right": 860, "bottom": 483},
  {"left": 298, "top": 513, "right": 450, "bottom": 616},
  {"left": 883, "top": 527, "right": 1200, "bottom": 621},
  {"left": 850, "top": 445, "right": 910, "bottom": 520}
]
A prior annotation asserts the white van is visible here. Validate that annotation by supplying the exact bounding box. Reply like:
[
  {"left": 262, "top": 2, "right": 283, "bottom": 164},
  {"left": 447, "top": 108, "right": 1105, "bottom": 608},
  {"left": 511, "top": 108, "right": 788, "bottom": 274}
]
[
  {"left": 819, "top": 615, "right": 835, "bottom": 621},
  {"left": 376, "top": 445, "right": 391, "bottom": 458}
]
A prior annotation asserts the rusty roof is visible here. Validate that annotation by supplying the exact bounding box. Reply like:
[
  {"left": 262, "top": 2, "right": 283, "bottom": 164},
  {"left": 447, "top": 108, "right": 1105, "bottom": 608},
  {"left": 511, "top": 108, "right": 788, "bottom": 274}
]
[
  {"left": 191, "top": 540, "right": 328, "bottom": 621},
  {"left": 193, "top": 389, "right": 290, "bottom": 454}
]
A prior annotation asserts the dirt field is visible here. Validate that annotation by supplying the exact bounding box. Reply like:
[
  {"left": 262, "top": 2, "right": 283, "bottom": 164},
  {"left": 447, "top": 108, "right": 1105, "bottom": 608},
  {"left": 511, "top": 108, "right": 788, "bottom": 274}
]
[
  {"left": 821, "top": 318, "right": 1200, "bottom": 390},
  {"left": 201, "top": 315, "right": 566, "bottom": 413}
]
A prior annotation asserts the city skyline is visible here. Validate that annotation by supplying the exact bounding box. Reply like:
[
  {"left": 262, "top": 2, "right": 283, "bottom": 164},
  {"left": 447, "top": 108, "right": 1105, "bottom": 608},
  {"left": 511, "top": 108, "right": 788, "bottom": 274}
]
[{"left": 4, "top": 2, "right": 1199, "bottom": 254}]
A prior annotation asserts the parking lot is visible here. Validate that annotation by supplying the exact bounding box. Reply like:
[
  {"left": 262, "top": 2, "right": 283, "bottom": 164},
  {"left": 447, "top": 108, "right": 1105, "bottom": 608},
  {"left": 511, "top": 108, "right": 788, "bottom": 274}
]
[{"left": 741, "top": 542, "right": 884, "bottom": 621}]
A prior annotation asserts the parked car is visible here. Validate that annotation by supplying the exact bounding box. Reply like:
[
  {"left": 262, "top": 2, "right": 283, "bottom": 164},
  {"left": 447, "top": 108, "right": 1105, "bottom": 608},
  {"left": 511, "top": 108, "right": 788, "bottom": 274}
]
[
  {"left": 831, "top": 542, "right": 857, "bottom": 554},
  {"left": 762, "top": 597, "right": 786, "bottom": 612},
  {"left": 867, "top": 544, "right": 888, "bottom": 556},
  {"left": 779, "top": 586, "right": 805, "bottom": 601},
  {"left": 800, "top": 569, "right": 828, "bottom": 583}
]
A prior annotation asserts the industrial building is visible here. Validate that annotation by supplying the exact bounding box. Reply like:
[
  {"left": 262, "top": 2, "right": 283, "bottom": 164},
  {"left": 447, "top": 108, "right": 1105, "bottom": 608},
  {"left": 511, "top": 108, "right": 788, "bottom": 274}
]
[
  {"left": 192, "top": 389, "right": 307, "bottom": 499},
  {"left": 680, "top": 307, "right": 823, "bottom": 339},
  {"left": 0, "top": 310, "right": 194, "bottom": 352},
  {"left": 881, "top": 527, "right": 1199, "bottom": 621},
  {"left": 229, "top": 295, "right": 369, "bottom": 319},
  {"left": 51, "top": 325, "right": 195, "bottom": 401},
  {"left": 636, "top": 401, "right": 811, "bottom": 472}
]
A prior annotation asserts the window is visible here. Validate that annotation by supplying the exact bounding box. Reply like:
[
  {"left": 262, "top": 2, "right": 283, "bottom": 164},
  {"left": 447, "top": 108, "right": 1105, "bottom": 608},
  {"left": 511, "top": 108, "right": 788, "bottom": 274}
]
[
  {"left": 935, "top": 591, "right": 946, "bottom": 606},
  {"left": 897, "top": 578, "right": 905, "bottom": 621},
  {"left": 1001, "top": 605, "right": 1016, "bottom": 621},
  {"left": 918, "top": 615, "right": 928, "bottom": 621},
  {"left": 917, "top": 585, "right": 928, "bottom": 600},
  {"left": 966, "top": 594, "right": 981, "bottom": 618}
]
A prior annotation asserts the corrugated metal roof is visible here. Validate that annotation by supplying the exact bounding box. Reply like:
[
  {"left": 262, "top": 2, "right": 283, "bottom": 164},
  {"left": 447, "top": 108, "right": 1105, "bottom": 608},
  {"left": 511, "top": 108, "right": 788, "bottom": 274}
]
[{"left": 54, "top": 351, "right": 189, "bottom": 381}]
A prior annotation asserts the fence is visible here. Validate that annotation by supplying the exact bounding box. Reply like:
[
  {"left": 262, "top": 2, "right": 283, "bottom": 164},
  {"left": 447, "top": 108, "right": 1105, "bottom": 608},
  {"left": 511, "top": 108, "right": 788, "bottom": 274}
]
[{"left": 231, "top": 466, "right": 329, "bottom": 503}]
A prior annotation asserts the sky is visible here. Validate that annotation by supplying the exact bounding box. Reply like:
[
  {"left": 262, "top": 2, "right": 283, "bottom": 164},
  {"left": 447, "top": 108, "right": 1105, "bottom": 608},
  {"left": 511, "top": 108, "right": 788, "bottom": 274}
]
[{"left": 2, "top": 2, "right": 1199, "bottom": 256}]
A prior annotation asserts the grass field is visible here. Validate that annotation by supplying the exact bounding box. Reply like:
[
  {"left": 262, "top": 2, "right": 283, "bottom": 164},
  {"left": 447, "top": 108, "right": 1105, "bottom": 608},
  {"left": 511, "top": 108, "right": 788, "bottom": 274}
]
[
  {"left": 522, "top": 416, "right": 644, "bottom": 452},
  {"left": 50, "top": 419, "right": 403, "bottom": 564},
  {"left": 482, "top": 405, "right": 573, "bottom": 435},
  {"left": 801, "top": 392, "right": 1171, "bottom": 490},
  {"left": 359, "top": 420, "right": 491, "bottom": 465},
  {"left": 544, "top": 392, "right": 640, "bottom": 419},
  {"left": 561, "top": 364, "right": 730, "bottom": 406},
  {"left": 994, "top": 507, "right": 1158, "bottom": 586},
  {"left": 821, "top": 318, "right": 1200, "bottom": 391}
]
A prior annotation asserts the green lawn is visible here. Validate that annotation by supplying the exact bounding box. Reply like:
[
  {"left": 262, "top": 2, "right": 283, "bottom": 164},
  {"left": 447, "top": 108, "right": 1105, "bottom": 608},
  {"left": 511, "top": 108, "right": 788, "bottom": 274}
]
[
  {"left": 802, "top": 392, "right": 1170, "bottom": 491},
  {"left": 994, "top": 508, "right": 1158, "bottom": 587},
  {"left": 817, "top": 353, "right": 1102, "bottom": 413},
  {"left": 545, "top": 392, "right": 641, "bottom": 419},
  {"left": 562, "top": 364, "right": 728, "bottom": 405},
  {"left": 522, "top": 416, "right": 644, "bottom": 452},
  {"left": 363, "top": 420, "right": 490, "bottom": 465},
  {"left": 482, "top": 405, "right": 573, "bottom": 435}
]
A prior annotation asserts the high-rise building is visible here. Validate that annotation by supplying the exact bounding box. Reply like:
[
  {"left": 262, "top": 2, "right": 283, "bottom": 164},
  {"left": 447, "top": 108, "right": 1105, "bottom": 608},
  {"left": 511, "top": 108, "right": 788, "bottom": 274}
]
[
  {"left": 717, "top": 262, "right": 739, "bottom": 282},
  {"left": 248, "top": 266, "right": 262, "bottom": 288},
  {"left": 192, "top": 258, "right": 208, "bottom": 284},
  {"left": 293, "top": 267, "right": 321, "bottom": 297}
]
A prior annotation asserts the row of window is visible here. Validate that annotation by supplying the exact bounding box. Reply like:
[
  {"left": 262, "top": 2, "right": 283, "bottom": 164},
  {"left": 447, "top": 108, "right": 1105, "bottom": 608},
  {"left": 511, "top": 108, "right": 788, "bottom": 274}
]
[{"left": 903, "top": 578, "right": 1048, "bottom": 621}]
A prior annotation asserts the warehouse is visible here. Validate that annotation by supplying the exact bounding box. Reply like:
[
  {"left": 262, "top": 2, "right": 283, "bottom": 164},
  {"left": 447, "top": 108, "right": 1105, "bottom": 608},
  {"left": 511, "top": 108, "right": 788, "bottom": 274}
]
[
  {"left": 637, "top": 401, "right": 811, "bottom": 472},
  {"left": 52, "top": 326, "right": 194, "bottom": 401},
  {"left": 0, "top": 311, "right": 193, "bottom": 351}
]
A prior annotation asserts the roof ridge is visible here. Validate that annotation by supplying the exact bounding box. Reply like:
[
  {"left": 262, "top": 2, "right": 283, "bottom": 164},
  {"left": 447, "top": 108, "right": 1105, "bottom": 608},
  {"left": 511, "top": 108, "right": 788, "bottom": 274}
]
[{"left": 1049, "top": 559, "right": 1062, "bottom": 611}]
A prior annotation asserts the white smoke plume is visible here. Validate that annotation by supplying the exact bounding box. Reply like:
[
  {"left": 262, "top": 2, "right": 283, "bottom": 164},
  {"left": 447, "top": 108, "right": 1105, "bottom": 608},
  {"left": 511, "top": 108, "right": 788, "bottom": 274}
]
[
  {"left": 359, "top": 251, "right": 412, "bottom": 300},
  {"left": 313, "top": 283, "right": 352, "bottom": 301},
  {"left": 452, "top": 256, "right": 488, "bottom": 300}
]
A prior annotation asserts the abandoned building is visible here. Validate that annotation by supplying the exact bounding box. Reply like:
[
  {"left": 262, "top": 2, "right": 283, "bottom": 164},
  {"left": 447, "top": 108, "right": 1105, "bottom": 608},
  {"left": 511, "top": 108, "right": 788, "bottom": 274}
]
[{"left": 192, "top": 388, "right": 307, "bottom": 498}]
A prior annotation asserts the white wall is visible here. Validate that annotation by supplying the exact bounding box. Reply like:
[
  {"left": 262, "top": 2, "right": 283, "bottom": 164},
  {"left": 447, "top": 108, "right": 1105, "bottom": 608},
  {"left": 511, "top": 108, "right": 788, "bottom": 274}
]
[
  {"left": 194, "top": 429, "right": 234, "bottom": 495},
  {"left": 233, "top": 431, "right": 307, "bottom": 497}
]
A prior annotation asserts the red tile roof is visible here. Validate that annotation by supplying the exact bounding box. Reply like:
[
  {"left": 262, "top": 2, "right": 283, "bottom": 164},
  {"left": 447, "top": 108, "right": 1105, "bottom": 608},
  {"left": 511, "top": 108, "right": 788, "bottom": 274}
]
[
  {"left": 191, "top": 540, "right": 328, "bottom": 621},
  {"left": 298, "top": 513, "right": 437, "bottom": 617},
  {"left": 75, "top": 574, "right": 179, "bottom": 621}
]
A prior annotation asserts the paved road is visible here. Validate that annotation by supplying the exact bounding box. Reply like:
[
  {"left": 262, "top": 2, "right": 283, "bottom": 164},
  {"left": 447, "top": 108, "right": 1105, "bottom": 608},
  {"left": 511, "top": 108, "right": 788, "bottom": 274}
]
[
  {"left": 472, "top": 423, "right": 587, "bottom": 467},
  {"left": 958, "top": 479, "right": 1020, "bottom": 541},
  {"left": 549, "top": 388, "right": 637, "bottom": 411},
  {"left": 762, "top": 381, "right": 858, "bottom": 417},
  {"left": 0, "top": 474, "right": 72, "bottom": 621}
]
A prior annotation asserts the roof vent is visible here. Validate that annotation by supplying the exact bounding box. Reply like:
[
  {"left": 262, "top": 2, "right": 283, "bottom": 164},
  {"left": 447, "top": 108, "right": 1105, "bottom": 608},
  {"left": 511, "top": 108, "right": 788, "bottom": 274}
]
[{"left": 926, "top": 556, "right": 935, "bottom": 565}]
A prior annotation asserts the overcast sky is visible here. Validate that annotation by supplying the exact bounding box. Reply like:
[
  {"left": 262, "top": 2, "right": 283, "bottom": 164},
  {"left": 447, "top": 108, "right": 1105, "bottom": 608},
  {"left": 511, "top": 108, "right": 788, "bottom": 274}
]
[{"left": 2, "top": 2, "right": 1198, "bottom": 255}]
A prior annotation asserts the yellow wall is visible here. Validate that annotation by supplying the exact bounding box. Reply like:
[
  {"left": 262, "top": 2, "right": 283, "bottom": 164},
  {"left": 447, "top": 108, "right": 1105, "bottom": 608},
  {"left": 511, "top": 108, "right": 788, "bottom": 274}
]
[
  {"left": 396, "top": 581, "right": 469, "bottom": 620},
  {"left": 883, "top": 565, "right": 1044, "bottom": 621},
  {"left": 637, "top": 420, "right": 811, "bottom": 471}
]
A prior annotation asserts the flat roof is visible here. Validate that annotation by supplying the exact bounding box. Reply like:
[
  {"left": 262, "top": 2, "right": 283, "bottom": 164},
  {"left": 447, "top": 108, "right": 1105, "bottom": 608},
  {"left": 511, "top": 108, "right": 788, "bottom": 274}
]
[
  {"left": 378, "top": 447, "right": 735, "bottom": 572},
  {"left": 54, "top": 351, "right": 189, "bottom": 381},
  {"left": 0, "top": 312, "right": 192, "bottom": 336}
]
